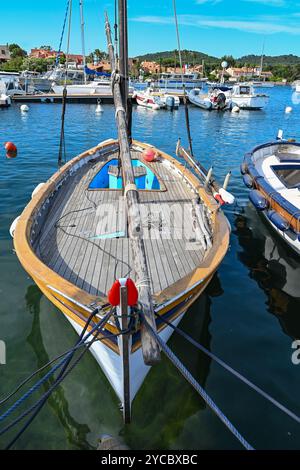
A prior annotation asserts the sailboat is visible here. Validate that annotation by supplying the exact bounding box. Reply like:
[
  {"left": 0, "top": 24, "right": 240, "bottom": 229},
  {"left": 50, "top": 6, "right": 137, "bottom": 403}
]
[{"left": 12, "top": 1, "right": 232, "bottom": 420}]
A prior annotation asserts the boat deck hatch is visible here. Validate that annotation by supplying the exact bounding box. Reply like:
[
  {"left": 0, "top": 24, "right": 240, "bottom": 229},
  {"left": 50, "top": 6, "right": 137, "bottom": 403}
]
[
  {"left": 89, "top": 159, "right": 160, "bottom": 190},
  {"left": 272, "top": 164, "right": 300, "bottom": 189}
]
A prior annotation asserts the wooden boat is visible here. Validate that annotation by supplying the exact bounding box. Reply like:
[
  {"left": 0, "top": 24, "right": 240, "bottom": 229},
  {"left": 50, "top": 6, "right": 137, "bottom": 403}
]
[
  {"left": 188, "top": 87, "right": 232, "bottom": 111},
  {"left": 12, "top": 5, "right": 232, "bottom": 421},
  {"left": 242, "top": 140, "right": 300, "bottom": 255}
]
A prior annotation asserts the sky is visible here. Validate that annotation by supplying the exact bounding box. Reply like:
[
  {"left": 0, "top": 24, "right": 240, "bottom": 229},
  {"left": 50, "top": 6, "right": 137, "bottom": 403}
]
[{"left": 1, "top": 0, "right": 300, "bottom": 58}]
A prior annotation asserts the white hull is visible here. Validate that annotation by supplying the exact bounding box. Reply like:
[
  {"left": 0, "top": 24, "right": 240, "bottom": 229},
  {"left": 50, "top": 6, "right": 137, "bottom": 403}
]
[
  {"left": 66, "top": 312, "right": 186, "bottom": 406},
  {"left": 52, "top": 83, "right": 112, "bottom": 95},
  {"left": 0, "top": 94, "right": 11, "bottom": 107},
  {"left": 231, "top": 95, "right": 268, "bottom": 110},
  {"left": 296, "top": 84, "right": 300, "bottom": 93},
  {"left": 261, "top": 210, "right": 300, "bottom": 255}
]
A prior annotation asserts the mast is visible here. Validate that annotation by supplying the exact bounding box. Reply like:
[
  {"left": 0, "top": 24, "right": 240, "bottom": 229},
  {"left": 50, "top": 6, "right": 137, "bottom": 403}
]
[
  {"left": 259, "top": 38, "right": 265, "bottom": 80},
  {"left": 105, "top": 14, "right": 160, "bottom": 366},
  {"left": 79, "top": 0, "right": 87, "bottom": 84},
  {"left": 118, "top": 0, "right": 131, "bottom": 140}
]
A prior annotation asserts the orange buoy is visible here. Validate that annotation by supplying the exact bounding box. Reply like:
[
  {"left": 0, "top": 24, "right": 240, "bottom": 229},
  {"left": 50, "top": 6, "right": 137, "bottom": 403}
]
[
  {"left": 143, "top": 148, "right": 157, "bottom": 163},
  {"left": 4, "top": 142, "right": 18, "bottom": 159}
]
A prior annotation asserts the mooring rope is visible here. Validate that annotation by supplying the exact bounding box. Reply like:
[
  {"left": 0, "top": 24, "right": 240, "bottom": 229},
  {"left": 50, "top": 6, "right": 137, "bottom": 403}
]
[
  {"left": 142, "top": 317, "right": 254, "bottom": 450},
  {"left": 155, "top": 313, "right": 300, "bottom": 425}
]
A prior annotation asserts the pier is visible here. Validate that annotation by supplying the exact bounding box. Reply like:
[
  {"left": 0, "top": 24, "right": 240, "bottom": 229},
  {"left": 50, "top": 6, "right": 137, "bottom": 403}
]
[{"left": 12, "top": 93, "right": 120, "bottom": 104}]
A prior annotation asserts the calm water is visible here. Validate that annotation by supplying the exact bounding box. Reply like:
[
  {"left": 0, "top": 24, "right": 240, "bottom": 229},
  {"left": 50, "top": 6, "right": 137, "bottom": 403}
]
[{"left": 0, "top": 87, "right": 300, "bottom": 450}]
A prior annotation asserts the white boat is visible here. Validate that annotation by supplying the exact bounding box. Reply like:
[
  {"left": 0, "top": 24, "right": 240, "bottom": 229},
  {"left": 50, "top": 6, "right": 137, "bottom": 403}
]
[
  {"left": 188, "top": 87, "right": 232, "bottom": 111},
  {"left": 0, "top": 93, "right": 11, "bottom": 108},
  {"left": 156, "top": 72, "right": 203, "bottom": 91},
  {"left": 294, "top": 81, "right": 300, "bottom": 93},
  {"left": 227, "top": 84, "right": 268, "bottom": 110},
  {"left": 0, "top": 77, "right": 26, "bottom": 96},
  {"left": 248, "top": 80, "right": 274, "bottom": 89},
  {"left": 133, "top": 88, "right": 165, "bottom": 110},
  {"left": 242, "top": 140, "right": 300, "bottom": 255},
  {"left": 52, "top": 80, "right": 112, "bottom": 95}
]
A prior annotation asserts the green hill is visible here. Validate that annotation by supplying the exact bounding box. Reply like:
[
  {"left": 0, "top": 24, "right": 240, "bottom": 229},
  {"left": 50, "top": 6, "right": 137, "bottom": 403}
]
[
  {"left": 135, "top": 50, "right": 219, "bottom": 65},
  {"left": 237, "top": 54, "right": 300, "bottom": 66}
]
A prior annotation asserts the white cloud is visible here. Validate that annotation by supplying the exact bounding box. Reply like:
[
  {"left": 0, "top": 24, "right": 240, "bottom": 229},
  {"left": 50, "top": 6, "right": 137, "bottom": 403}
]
[{"left": 132, "top": 14, "right": 300, "bottom": 35}]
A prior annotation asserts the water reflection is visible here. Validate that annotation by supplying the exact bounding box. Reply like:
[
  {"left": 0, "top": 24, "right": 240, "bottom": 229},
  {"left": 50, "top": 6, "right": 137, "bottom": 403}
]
[{"left": 234, "top": 206, "right": 300, "bottom": 339}]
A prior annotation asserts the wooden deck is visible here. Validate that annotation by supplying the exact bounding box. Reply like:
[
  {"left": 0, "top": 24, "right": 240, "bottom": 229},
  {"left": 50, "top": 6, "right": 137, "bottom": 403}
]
[{"left": 36, "top": 150, "right": 208, "bottom": 297}]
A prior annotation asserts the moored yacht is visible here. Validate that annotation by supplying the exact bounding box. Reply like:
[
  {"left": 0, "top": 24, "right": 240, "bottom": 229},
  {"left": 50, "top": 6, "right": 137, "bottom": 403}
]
[{"left": 227, "top": 84, "right": 268, "bottom": 110}]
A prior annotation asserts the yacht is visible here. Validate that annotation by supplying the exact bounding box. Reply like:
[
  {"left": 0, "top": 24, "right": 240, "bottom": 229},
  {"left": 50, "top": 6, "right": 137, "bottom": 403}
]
[{"left": 0, "top": 77, "right": 26, "bottom": 96}]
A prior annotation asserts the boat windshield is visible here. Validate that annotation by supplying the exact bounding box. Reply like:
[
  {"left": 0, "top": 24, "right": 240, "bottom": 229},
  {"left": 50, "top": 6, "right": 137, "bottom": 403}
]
[{"left": 272, "top": 164, "right": 300, "bottom": 189}]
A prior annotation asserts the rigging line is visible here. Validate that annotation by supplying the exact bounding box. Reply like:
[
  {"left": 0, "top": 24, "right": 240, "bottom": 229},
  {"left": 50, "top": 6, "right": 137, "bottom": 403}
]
[
  {"left": 56, "top": 0, "right": 71, "bottom": 66},
  {"left": 172, "top": 0, "right": 194, "bottom": 157},
  {"left": 58, "top": 0, "right": 72, "bottom": 167}
]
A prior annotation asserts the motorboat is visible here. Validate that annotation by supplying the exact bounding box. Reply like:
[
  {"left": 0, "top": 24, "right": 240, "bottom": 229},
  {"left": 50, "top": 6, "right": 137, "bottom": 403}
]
[
  {"left": 188, "top": 87, "right": 232, "bottom": 111},
  {"left": 0, "top": 77, "right": 26, "bottom": 96},
  {"left": 0, "top": 93, "right": 11, "bottom": 108},
  {"left": 242, "top": 139, "right": 300, "bottom": 255},
  {"left": 227, "top": 84, "right": 268, "bottom": 110},
  {"left": 133, "top": 88, "right": 166, "bottom": 110}
]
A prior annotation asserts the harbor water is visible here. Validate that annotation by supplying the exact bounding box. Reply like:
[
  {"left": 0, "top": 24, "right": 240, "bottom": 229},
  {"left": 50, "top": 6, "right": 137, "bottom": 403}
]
[{"left": 0, "top": 86, "right": 300, "bottom": 449}]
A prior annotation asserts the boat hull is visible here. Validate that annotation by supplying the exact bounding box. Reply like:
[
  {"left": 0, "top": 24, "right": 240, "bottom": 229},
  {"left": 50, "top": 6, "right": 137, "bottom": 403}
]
[
  {"left": 52, "top": 84, "right": 112, "bottom": 95},
  {"left": 231, "top": 95, "right": 268, "bottom": 110}
]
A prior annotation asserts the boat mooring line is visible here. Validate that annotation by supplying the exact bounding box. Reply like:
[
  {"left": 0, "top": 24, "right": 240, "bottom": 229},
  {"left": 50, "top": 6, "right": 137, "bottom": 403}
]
[
  {"left": 143, "top": 318, "right": 254, "bottom": 450},
  {"left": 155, "top": 314, "right": 300, "bottom": 425},
  {"left": 0, "top": 311, "right": 113, "bottom": 447}
]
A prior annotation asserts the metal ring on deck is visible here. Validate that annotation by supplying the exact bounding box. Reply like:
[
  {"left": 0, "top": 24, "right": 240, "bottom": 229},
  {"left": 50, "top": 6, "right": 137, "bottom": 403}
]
[{"left": 124, "top": 183, "right": 137, "bottom": 197}]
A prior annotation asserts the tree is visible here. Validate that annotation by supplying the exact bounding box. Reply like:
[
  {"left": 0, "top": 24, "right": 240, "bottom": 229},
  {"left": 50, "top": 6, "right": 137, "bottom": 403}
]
[
  {"left": 8, "top": 43, "right": 27, "bottom": 59},
  {"left": 39, "top": 45, "right": 52, "bottom": 51}
]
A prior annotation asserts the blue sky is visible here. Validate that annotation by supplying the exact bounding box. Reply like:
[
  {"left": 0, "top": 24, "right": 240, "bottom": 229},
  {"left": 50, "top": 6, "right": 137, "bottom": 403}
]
[{"left": 1, "top": 0, "right": 300, "bottom": 58}]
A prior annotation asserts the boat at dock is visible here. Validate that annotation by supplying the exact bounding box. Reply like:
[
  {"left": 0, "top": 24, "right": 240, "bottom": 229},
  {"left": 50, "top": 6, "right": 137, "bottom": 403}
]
[
  {"left": 227, "top": 84, "right": 269, "bottom": 110},
  {"left": 241, "top": 140, "right": 300, "bottom": 255},
  {"left": 188, "top": 87, "right": 232, "bottom": 111},
  {"left": 12, "top": 3, "right": 232, "bottom": 421},
  {"left": 0, "top": 92, "right": 11, "bottom": 108},
  {"left": 133, "top": 88, "right": 166, "bottom": 109},
  {"left": 155, "top": 72, "right": 204, "bottom": 91}
]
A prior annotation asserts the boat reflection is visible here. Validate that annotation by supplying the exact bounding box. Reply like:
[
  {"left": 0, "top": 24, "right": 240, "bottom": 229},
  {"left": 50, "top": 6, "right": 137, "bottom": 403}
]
[{"left": 234, "top": 205, "right": 300, "bottom": 339}]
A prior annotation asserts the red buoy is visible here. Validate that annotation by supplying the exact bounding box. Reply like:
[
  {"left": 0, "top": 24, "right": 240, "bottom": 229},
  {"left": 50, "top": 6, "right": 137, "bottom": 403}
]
[
  {"left": 4, "top": 142, "right": 18, "bottom": 159},
  {"left": 143, "top": 148, "right": 157, "bottom": 163},
  {"left": 108, "top": 278, "right": 139, "bottom": 307}
]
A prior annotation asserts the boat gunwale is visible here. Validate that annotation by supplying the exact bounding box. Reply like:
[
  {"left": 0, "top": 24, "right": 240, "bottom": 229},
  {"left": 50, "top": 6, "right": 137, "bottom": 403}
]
[
  {"left": 13, "top": 138, "right": 230, "bottom": 323},
  {"left": 244, "top": 141, "right": 300, "bottom": 232}
]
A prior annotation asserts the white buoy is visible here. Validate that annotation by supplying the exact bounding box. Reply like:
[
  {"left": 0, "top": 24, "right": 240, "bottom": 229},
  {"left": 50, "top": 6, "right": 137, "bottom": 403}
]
[
  {"left": 285, "top": 106, "right": 292, "bottom": 114},
  {"left": 20, "top": 105, "right": 29, "bottom": 112},
  {"left": 9, "top": 216, "right": 20, "bottom": 238},
  {"left": 95, "top": 100, "right": 103, "bottom": 113},
  {"left": 232, "top": 105, "right": 240, "bottom": 113},
  {"left": 32, "top": 183, "right": 45, "bottom": 199}
]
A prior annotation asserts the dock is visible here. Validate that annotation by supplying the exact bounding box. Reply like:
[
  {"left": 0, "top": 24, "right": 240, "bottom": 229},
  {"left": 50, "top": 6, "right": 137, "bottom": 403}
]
[{"left": 12, "top": 93, "right": 120, "bottom": 104}]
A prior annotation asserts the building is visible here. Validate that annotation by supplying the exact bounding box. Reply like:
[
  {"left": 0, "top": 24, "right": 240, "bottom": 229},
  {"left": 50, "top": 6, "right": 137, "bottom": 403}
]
[
  {"left": 30, "top": 48, "right": 59, "bottom": 60},
  {"left": 140, "top": 61, "right": 160, "bottom": 74},
  {"left": 86, "top": 61, "right": 111, "bottom": 73},
  {"left": 226, "top": 67, "right": 273, "bottom": 80},
  {"left": 0, "top": 45, "right": 11, "bottom": 63}
]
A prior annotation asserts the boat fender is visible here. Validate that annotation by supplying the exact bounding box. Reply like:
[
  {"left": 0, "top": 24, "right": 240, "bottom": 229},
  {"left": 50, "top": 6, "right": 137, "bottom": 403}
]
[
  {"left": 32, "top": 183, "right": 46, "bottom": 199},
  {"left": 240, "top": 162, "right": 248, "bottom": 175},
  {"left": 243, "top": 174, "right": 253, "bottom": 189},
  {"left": 213, "top": 192, "right": 225, "bottom": 206},
  {"left": 267, "top": 210, "right": 290, "bottom": 232},
  {"left": 9, "top": 216, "right": 20, "bottom": 238},
  {"left": 219, "top": 188, "right": 235, "bottom": 205},
  {"left": 4, "top": 142, "right": 18, "bottom": 159},
  {"left": 249, "top": 189, "right": 268, "bottom": 211},
  {"left": 108, "top": 278, "right": 139, "bottom": 307},
  {"left": 143, "top": 148, "right": 157, "bottom": 162},
  {"left": 232, "top": 106, "right": 240, "bottom": 113}
]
